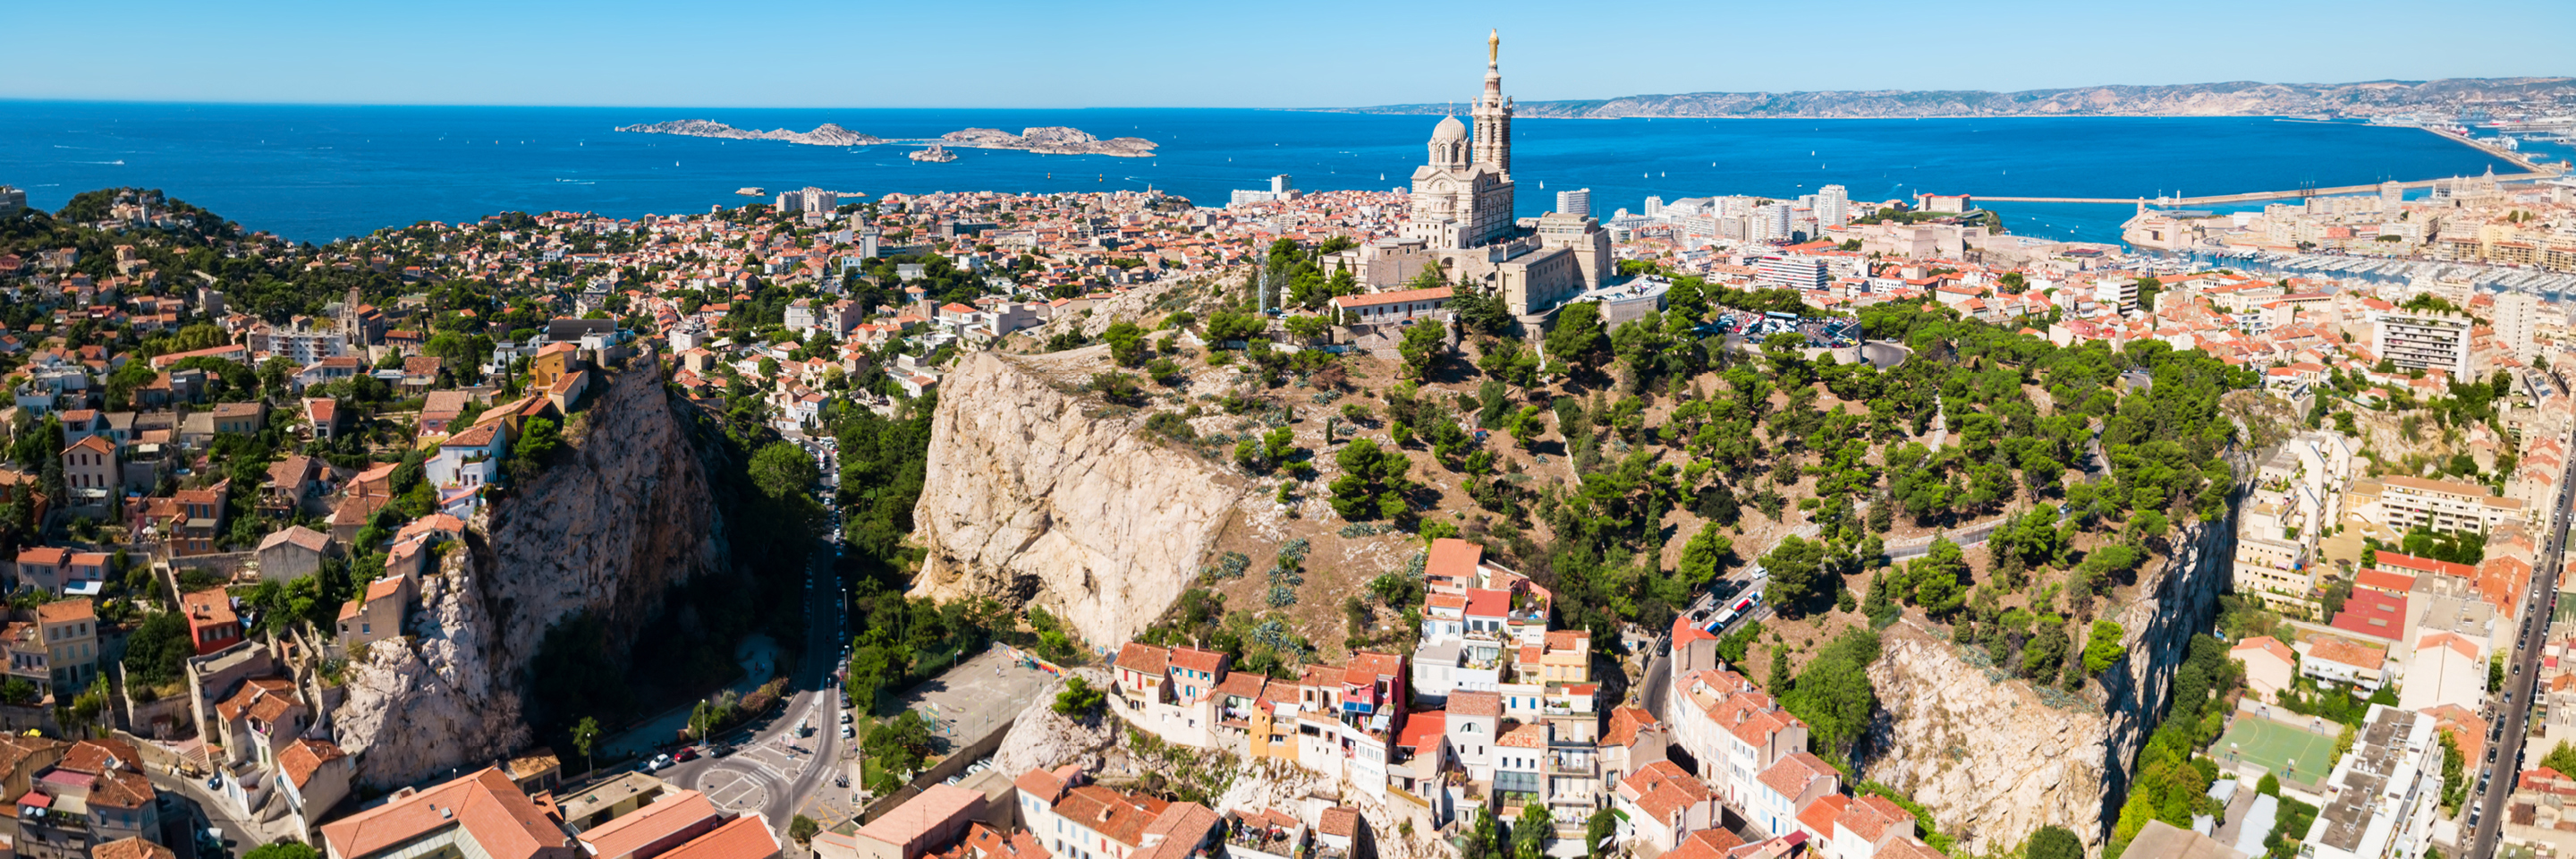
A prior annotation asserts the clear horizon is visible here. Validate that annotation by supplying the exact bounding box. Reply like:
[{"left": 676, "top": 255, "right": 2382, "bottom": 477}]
[{"left": 2, "top": 0, "right": 2567, "bottom": 109}]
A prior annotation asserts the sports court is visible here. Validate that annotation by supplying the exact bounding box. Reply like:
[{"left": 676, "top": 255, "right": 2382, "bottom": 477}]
[{"left": 2216, "top": 714, "right": 2340, "bottom": 783}]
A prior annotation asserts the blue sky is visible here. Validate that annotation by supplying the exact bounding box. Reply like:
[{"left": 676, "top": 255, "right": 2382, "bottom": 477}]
[{"left": 4, "top": 0, "right": 2567, "bottom": 107}]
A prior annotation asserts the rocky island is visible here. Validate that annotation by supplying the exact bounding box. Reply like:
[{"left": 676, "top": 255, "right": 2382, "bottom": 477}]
[
  {"left": 613, "top": 119, "right": 884, "bottom": 146},
  {"left": 935, "top": 126, "right": 1158, "bottom": 157},
  {"left": 614, "top": 120, "right": 1157, "bottom": 157}
]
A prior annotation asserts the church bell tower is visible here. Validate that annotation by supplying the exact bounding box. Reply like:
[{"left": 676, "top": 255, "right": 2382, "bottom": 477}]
[{"left": 1470, "top": 29, "right": 1513, "bottom": 175}]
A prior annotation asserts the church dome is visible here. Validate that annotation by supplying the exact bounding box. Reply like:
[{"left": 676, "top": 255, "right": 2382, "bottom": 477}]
[{"left": 1430, "top": 115, "right": 1467, "bottom": 141}]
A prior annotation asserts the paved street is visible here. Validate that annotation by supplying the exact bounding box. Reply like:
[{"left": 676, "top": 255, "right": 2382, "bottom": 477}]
[
  {"left": 2469, "top": 394, "right": 2576, "bottom": 855},
  {"left": 145, "top": 770, "right": 266, "bottom": 859},
  {"left": 656, "top": 528, "right": 849, "bottom": 837}
]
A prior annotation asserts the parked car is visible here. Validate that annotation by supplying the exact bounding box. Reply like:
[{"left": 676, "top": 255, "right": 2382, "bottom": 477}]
[
  {"left": 646, "top": 753, "right": 673, "bottom": 772},
  {"left": 675, "top": 747, "right": 699, "bottom": 762}
]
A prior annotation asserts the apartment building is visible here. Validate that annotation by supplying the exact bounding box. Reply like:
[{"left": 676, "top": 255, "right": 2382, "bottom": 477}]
[
  {"left": 1665, "top": 668, "right": 1810, "bottom": 812},
  {"left": 1012, "top": 767, "right": 1218, "bottom": 859},
  {"left": 2233, "top": 507, "right": 2317, "bottom": 617},
  {"left": 1107, "top": 643, "right": 1409, "bottom": 799},
  {"left": 2301, "top": 705, "right": 2441, "bottom": 859},
  {"left": 2376, "top": 475, "right": 2526, "bottom": 534},
  {"left": 2373, "top": 310, "right": 2474, "bottom": 378}
]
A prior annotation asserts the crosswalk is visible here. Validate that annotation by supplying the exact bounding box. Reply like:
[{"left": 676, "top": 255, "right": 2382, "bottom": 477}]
[{"left": 697, "top": 761, "right": 780, "bottom": 812}]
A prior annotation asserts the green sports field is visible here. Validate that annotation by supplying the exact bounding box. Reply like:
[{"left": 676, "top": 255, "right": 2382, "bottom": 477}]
[{"left": 2216, "top": 715, "right": 2341, "bottom": 782}]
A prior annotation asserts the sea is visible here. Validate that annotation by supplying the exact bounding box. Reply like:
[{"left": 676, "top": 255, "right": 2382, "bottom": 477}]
[{"left": 2, "top": 101, "right": 2559, "bottom": 247}]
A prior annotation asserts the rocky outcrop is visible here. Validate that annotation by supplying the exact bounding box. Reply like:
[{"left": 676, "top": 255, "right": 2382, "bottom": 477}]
[
  {"left": 909, "top": 349, "right": 1246, "bottom": 646},
  {"left": 1864, "top": 510, "right": 2233, "bottom": 853},
  {"left": 614, "top": 120, "right": 882, "bottom": 146},
  {"left": 1865, "top": 629, "right": 2109, "bottom": 854},
  {"left": 937, "top": 127, "right": 1159, "bottom": 157},
  {"left": 991, "top": 668, "right": 1120, "bottom": 777},
  {"left": 331, "top": 543, "right": 530, "bottom": 787},
  {"left": 613, "top": 121, "right": 1155, "bottom": 155},
  {"left": 332, "top": 355, "right": 728, "bottom": 787}
]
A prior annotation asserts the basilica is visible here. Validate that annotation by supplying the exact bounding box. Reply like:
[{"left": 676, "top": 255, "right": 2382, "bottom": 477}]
[{"left": 1345, "top": 30, "right": 1612, "bottom": 331}]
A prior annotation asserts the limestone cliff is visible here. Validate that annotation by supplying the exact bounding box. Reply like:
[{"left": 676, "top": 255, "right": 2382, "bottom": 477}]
[
  {"left": 910, "top": 350, "right": 1247, "bottom": 646},
  {"left": 1864, "top": 511, "right": 2233, "bottom": 854},
  {"left": 332, "top": 355, "right": 728, "bottom": 787},
  {"left": 330, "top": 540, "right": 530, "bottom": 787}
]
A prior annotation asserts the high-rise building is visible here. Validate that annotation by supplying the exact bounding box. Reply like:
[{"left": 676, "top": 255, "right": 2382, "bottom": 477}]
[
  {"left": 2493, "top": 292, "right": 2545, "bottom": 363},
  {"left": 2374, "top": 310, "right": 2475, "bottom": 378},
  {"left": 1817, "top": 184, "right": 1850, "bottom": 226},
  {"left": 801, "top": 186, "right": 838, "bottom": 213},
  {"left": 1754, "top": 203, "right": 1793, "bottom": 242},
  {"left": 1271, "top": 174, "right": 1294, "bottom": 195},
  {"left": 774, "top": 191, "right": 801, "bottom": 212},
  {"left": 0, "top": 185, "right": 24, "bottom": 216},
  {"left": 1643, "top": 196, "right": 1665, "bottom": 217},
  {"left": 1555, "top": 188, "right": 1591, "bottom": 219},
  {"left": 2380, "top": 181, "right": 2404, "bottom": 208}
]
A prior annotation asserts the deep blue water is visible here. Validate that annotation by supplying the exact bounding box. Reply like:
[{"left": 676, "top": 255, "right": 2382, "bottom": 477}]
[{"left": 0, "top": 101, "right": 2538, "bottom": 245}]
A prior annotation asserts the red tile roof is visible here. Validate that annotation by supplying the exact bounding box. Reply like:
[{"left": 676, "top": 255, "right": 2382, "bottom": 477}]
[
  {"left": 2352, "top": 568, "right": 2416, "bottom": 594},
  {"left": 1396, "top": 710, "right": 1445, "bottom": 751},
  {"left": 1334, "top": 286, "right": 1453, "bottom": 309},
  {"left": 1447, "top": 690, "right": 1501, "bottom": 718},
  {"left": 320, "top": 768, "right": 574, "bottom": 859},
  {"left": 1662, "top": 829, "right": 1746, "bottom": 859},
  {"left": 1756, "top": 753, "right": 1837, "bottom": 800},
  {"left": 1115, "top": 642, "right": 1170, "bottom": 676},
  {"left": 656, "top": 814, "right": 779, "bottom": 859},
  {"left": 277, "top": 738, "right": 348, "bottom": 790},
  {"left": 2328, "top": 590, "right": 2408, "bottom": 642},
  {"left": 1168, "top": 647, "right": 1226, "bottom": 675},
  {"left": 1796, "top": 795, "right": 1850, "bottom": 838},
  {"left": 1835, "top": 795, "right": 1914, "bottom": 842},
  {"left": 1426, "top": 538, "right": 1483, "bottom": 583}
]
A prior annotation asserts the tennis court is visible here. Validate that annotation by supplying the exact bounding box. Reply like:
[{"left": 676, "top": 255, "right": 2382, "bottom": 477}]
[{"left": 2216, "top": 716, "right": 2341, "bottom": 782}]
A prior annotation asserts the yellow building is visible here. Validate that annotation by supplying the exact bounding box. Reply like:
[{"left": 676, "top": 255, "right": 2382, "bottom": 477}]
[{"left": 530, "top": 341, "right": 580, "bottom": 389}]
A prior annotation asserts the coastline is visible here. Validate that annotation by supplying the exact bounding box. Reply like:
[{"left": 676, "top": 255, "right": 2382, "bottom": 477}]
[{"left": 2, "top": 103, "right": 2527, "bottom": 244}]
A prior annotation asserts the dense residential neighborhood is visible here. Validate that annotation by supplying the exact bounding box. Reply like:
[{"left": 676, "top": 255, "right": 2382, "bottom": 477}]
[{"left": 0, "top": 84, "right": 2572, "bottom": 859}]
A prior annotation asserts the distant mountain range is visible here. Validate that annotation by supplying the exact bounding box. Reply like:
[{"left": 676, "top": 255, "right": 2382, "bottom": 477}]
[{"left": 1333, "top": 77, "right": 2576, "bottom": 119}]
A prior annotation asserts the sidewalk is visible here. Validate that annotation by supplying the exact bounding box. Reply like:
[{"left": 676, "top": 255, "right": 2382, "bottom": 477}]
[{"left": 604, "top": 634, "right": 784, "bottom": 759}]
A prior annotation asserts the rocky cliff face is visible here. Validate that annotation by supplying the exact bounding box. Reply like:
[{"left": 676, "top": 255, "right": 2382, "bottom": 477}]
[
  {"left": 331, "top": 542, "right": 530, "bottom": 787},
  {"left": 910, "top": 350, "right": 1246, "bottom": 646},
  {"left": 1864, "top": 512, "right": 2233, "bottom": 853},
  {"left": 333, "top": 356, "right": 727, "bottom": 787},
  {"left": 1865, "top": 627, "right": 2109, "bottom": 854}
]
